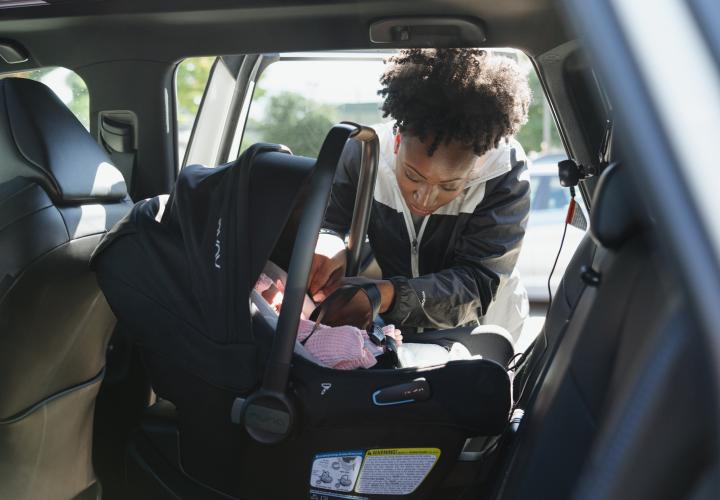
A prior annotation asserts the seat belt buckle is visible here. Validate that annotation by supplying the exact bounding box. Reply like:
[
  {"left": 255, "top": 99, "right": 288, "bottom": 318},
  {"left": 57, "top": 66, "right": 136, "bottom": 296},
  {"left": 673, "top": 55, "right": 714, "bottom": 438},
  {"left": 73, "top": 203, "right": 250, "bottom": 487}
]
[{"left": 368, "top": 324, "right": 387, "bottom": 346}]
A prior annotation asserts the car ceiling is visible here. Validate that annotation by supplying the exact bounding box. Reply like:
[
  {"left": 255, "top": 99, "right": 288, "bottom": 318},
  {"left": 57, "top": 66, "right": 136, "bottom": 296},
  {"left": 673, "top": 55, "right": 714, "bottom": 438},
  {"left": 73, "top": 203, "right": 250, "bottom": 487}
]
[
  {"left": 0, "top": 0, "right": 598, "bottom": 204},
  {"left": 0, "top": 0, "right": 571, "bottom": 71}
]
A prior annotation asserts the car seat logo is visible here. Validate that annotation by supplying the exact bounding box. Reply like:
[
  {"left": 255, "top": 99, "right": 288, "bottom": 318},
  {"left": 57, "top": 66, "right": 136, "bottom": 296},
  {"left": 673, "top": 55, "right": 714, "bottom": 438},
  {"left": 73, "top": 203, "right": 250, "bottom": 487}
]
[{"left": 214, "top": 217, "right": 222, "bottom": 269}]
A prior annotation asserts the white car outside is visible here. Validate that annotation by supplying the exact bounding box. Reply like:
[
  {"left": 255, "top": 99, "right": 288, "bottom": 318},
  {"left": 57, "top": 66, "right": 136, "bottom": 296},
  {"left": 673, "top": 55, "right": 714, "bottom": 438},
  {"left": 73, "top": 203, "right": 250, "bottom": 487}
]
[{"left": 517, "top": 155, "right": 587, "bottom": 302}]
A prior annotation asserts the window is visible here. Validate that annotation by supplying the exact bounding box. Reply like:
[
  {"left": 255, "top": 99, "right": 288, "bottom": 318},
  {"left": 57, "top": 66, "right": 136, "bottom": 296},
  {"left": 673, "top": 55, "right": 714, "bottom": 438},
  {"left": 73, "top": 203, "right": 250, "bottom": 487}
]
[
  {"left": 240, "top": 55, "right": 391, "bottom": 158},
  {"left": 546, "top": 183, "right": 570, "bottom": 210},
  {"left": 175, "top": 56, "right": 215, "bottom": 164},
  {"left": 0, "top": 67, "right": 89, "bottom": 129},
  {"left": 515, "top": 60, "right": 564, "bottom": 156},
  {"left": 239, "top": 50, "right": 564, "bottom": 160}
]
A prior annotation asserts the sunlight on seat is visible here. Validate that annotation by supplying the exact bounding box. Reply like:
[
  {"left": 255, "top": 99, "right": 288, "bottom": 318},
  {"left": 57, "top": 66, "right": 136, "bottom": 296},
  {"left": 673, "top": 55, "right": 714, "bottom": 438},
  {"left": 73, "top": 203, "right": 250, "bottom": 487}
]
[
  {"left": 91, "top": 161, "right": 126, "bottom": 198},
  {"left": 70, "top": 204, "right": 108, "bottom": 239}
]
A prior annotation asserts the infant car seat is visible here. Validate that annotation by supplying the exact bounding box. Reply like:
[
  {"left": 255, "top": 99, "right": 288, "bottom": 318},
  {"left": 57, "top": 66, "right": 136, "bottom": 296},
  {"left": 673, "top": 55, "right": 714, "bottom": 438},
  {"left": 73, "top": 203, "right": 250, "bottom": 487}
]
[{"left": 92, "top": 124, "right": 515, "bottom": 500}]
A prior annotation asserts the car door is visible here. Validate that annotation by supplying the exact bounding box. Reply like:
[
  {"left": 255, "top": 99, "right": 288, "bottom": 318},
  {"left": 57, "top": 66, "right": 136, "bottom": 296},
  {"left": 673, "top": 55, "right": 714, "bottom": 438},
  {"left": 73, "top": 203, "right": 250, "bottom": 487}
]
[{"left": 559, "top": 0, "right": 720, "bottom": 498}]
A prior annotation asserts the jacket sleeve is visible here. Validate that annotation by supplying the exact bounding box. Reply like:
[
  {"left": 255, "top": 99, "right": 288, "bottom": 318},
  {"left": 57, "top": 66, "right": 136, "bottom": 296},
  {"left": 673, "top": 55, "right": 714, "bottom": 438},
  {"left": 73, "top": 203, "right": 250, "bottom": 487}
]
[
  {"left": 321, "top": 139, "right": 362, "bottom": 237},
  {"left": 382, "top": 150, "right": 530, "bottom": 329}
]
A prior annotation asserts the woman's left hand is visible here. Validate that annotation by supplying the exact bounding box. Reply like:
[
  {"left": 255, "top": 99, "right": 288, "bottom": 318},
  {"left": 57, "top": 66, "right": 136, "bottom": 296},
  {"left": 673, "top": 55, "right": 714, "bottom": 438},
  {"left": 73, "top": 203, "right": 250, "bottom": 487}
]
[
  {"left": 318, "top": 277, "right": 395, "bottom": 328},
  {"left": 341, "top": 277, "right": 396, "bottom": 314}
]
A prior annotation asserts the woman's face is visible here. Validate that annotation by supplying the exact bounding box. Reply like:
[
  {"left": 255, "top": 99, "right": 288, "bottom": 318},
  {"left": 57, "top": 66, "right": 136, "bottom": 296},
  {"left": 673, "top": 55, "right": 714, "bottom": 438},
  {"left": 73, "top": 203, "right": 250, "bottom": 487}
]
[{"left": 394, "top": 133, "right": 476, "bottom": 216}]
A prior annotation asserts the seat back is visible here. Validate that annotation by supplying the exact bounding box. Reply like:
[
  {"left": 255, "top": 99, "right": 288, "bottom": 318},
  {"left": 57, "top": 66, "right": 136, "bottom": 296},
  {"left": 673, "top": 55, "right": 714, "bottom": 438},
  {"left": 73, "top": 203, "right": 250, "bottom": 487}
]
[
  {"left": 572, "top": 307, "right": 718, "bottom": 500},
  {"left": 0, "top": 78, "right": 131, "bottom": 499},
  {"left": 512, "top": 230, "right": 599, "bottom": 405},
  {"left": 493, "top": 163, "right": 677, "bottom": 500}
]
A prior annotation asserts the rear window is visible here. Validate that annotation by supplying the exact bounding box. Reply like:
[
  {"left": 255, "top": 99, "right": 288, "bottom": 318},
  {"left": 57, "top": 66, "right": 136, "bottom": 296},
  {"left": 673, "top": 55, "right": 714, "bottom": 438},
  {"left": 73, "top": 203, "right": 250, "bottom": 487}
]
[{"left": 0, "top": 67, "right": 89, "bottom": 130}]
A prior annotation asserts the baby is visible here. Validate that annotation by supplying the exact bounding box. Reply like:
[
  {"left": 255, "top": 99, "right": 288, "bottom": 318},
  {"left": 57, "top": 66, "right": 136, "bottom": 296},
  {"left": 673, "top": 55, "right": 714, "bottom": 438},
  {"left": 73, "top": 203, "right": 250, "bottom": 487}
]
[{"left": 255, "top": 272, "right": 402, "bottom": 370}]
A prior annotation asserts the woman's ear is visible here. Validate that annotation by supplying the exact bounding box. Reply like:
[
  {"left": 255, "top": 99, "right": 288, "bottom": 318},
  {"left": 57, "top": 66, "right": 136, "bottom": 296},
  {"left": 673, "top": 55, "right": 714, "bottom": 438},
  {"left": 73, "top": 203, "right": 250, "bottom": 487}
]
[{"left": 394, "top": 133, "right": 401, "bottom": 155}]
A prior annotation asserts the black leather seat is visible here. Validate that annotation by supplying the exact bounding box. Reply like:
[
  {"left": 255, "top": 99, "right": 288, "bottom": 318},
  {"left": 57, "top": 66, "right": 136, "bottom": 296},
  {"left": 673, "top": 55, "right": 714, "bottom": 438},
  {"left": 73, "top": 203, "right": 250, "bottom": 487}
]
[
  {"left": 489, "top": 163, "right": 693, "bottom": 500},
  {"left": 572, "top": 306, "right": 718, "bottom": 500},
  {"left": 0, "top": 78, "right": 132, "bottom": 499}
]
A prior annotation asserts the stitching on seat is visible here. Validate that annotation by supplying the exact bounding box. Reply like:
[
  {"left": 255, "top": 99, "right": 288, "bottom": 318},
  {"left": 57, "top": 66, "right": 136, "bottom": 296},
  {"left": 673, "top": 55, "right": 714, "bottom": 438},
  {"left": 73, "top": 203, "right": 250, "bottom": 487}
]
[{"left": 0, "top": 368, "right": 105, "bottom": 424}]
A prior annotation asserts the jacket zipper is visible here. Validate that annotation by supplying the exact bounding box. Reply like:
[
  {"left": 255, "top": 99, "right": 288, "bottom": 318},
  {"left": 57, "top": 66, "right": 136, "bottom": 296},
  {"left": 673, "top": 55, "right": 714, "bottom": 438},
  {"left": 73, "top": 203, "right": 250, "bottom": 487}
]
[
  {"left": 396, "top": 192, "right": 429, "bottom": 278},
  {"left": 412, "top": 218, "right": 429, "bottom": 277},
  {"left": 391, "top": 170, "right": 429, "bottom": 331},
  {"left": 402, "top": 211, "right": 428, "bottom": 332}
]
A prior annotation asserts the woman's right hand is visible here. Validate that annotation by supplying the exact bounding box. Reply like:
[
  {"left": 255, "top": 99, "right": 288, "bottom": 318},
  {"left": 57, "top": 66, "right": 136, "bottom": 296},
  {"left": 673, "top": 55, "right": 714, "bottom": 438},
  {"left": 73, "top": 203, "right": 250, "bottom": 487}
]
[{"left": 308, "top": 233, "right": 347, "bottom": 302}]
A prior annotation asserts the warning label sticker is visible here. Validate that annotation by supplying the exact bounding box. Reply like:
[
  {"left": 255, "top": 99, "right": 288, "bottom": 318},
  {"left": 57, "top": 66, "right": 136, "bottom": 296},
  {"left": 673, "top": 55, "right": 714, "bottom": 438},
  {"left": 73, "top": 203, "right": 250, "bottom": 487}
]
[
  {"left": 309, "top": 490, "right": 368, "bottom": 500},
  {"left": 355, "top": 448, "right": 441, "bottom": 495},
  {"left": 310, "top": 450, "right": 364, "bottom": 493}
]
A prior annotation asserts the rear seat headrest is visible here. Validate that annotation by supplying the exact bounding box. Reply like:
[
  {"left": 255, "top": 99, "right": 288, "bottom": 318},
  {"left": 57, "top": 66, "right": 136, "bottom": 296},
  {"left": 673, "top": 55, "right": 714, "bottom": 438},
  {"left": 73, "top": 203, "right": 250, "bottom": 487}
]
[
  {"left": 0, "top": 78, "right": 127, "bottom": 204},
  {"left": 590, "top": 162, "right": 644, "bottom": 250}
]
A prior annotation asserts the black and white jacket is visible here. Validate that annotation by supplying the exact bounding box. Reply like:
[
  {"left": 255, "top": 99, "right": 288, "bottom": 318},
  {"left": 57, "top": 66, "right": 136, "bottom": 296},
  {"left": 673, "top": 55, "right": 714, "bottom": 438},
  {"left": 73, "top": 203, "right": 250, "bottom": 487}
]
[{"left": 323, "top": 122, "right": 530, "bottom": 338}]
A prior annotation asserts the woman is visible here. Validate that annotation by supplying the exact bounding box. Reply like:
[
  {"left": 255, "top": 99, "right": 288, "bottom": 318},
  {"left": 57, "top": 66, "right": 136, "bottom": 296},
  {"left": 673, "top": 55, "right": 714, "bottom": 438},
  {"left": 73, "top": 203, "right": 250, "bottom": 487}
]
[{"left": 309, "top": 48, "right": 532, "bottom": 340}]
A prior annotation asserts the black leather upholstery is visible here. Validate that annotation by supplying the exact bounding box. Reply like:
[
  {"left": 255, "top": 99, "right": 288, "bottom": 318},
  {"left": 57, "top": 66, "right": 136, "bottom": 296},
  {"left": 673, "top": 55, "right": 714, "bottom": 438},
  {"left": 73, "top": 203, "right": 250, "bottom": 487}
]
[
  {"left": 490, "top": 162, "right": 705, "bottom": 500},
  {"left": 0, "top": 78, "right": 127, "bottom": 203},
  {"left": 589, "top": 162, "right": 643, "bottom": 250},
  {"left": 0, "top": 78, "right": 132, "bottom": 499},
  {"left": 573, "top": 310, "right": 718, "bottom": 500}
]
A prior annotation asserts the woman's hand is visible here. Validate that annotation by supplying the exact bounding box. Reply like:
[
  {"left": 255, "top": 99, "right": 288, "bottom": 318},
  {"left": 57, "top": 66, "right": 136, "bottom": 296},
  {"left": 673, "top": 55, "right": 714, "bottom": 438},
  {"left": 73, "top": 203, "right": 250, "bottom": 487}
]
[
  {"left": 382, "top": 325, "right": 402, "bottom": 346},
  {"left": 308, "top": 233, "right": 347, "bottom": 302},
  {"left": 341, "top": 277, "right": 395, "bottom": 314},
  {"left": 319, "top": 277, "right": 396, "bottom": 329}
]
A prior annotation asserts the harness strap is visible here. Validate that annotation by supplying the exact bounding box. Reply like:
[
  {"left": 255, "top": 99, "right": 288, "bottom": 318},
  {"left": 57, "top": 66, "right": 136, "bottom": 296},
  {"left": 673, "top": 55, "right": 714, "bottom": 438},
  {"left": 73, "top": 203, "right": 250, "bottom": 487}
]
[{"left": 304, "top": 282, "right": 382, "bottom": 345}]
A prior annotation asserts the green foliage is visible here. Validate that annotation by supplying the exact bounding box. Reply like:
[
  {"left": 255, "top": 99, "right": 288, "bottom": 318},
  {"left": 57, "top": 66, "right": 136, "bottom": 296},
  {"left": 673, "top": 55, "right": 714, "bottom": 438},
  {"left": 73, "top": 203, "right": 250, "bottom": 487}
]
[
  {"left": 2, "top": 67, "right": 90, "bottom": 129},
  {"left": 242, "top": 91, "right": 336, "bottom": 157},
  {"left": 176, "top": 56, "right": 560, "bottom": 161},
  {"left": 176, "top": 57, "right": 215, "bottom": 127},
  {"left": 241, "top": 81, "right": 560, "bottom": 159},
  {"left": 65, "top": 72, "right": 90, "bottom": 129},
  {"left": 515, "top": 70, "right": 563, "bottom": 154}
]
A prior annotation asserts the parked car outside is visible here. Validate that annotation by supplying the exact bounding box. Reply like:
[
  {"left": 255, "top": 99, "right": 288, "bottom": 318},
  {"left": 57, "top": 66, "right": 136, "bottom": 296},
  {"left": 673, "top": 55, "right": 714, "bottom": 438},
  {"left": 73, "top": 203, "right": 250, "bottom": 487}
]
[{"left": 517, "top": 154, "right": 587, "bottom": 302}]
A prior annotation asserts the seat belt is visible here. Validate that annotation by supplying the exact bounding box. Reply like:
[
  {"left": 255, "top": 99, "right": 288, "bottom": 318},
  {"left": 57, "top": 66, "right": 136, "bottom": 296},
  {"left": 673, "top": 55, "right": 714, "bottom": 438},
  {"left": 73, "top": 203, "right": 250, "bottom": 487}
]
[
  {"left": 107, "top": 150, "right": 136, "bottom": 194},
  {"left": 99, "top": 111, "right": 138, "bottom": 198}
]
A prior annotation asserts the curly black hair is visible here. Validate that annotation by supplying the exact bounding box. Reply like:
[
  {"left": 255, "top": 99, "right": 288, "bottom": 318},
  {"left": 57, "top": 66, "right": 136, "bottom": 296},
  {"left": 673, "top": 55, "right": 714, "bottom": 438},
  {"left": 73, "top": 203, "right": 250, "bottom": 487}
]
[{"left": 379, "top": 49, "right": 531, "bottom": 156}]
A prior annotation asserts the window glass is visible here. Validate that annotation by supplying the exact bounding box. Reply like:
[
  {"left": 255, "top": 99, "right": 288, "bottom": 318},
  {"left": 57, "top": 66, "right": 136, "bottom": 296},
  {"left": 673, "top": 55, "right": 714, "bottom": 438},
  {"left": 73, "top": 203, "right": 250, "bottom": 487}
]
[
  {"left": 0, "top": 67, "right": 89, "bottom": 129},
  {"left": 240, "top": 58, "right": 390, "bottom": 157},
  {"left": 240, "top": 51, "right": 564, "bottom": 160},
  {"left": 515, "top": 60, "right": 564, "bottom": 156},
  {"left": 175, "top": 56, "right": 215, "bottom": 163},
  {"left": 529, "top": 176, "right": 543, "bottom": 209},
  {"left": 546, "top": 183, "right": 570, "bottom": 209}
]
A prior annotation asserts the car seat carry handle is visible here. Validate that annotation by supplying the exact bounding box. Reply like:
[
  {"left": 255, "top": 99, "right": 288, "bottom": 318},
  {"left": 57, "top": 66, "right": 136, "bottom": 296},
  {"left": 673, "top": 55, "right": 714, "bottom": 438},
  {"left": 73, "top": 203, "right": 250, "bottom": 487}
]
[
  {"left": 345, "top": 125, "right": 379, "bottom": 276},
  {"left": 237, "top": 123, "right": 357, "bottom": 444}
]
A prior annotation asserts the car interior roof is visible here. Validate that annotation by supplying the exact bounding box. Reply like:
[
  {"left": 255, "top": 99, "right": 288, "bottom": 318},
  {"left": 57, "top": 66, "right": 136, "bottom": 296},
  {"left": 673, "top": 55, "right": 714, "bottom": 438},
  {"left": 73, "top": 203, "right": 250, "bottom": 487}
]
[
  {"left": 0, "top": 0, "right": 603, "bottom": 208},
  {"left": 0, "top": 0, "right": 571, "bottom": 72}
]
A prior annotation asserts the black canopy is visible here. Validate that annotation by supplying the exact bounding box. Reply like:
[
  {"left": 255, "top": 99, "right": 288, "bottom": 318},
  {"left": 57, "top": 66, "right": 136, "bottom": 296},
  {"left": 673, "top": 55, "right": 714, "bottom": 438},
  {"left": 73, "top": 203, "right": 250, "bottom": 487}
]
[{"left": 92, "top": 144, "right": 315, "bottom": 391}]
